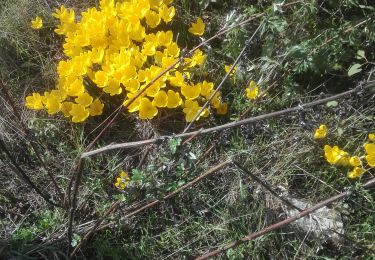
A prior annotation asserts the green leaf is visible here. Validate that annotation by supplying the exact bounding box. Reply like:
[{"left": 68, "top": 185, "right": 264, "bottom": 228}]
[
  {"left": 131, "top": 169, "right": 143, "bottom": 183},
  {"left": 168, "top": 137, "right": 181, "bottom": 154},
  {"left": 326, "top": 101, "right": 338, "bottom": 107},
  {"left": 356, "top": 50, "right": 366, "bottom": 60},
  {"left": 348, "top": 63, "right": 362, "bottom": 76},
  {"left": 71, "top": 234, "right": 81, "bottom": 247}
]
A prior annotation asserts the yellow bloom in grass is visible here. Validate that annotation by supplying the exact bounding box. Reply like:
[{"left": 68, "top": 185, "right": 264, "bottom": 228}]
[
  {"left": 159, "top": 5, "right": 175, "bottom": 23},
  {"left": 166, "top": 90, "right": 182, "bottom": 108},
  {"left": 184, "top": 49, "right": 206, "bottom": 67},
  {"left": 224, "top": 65, "right": 237, "bottom": 81},
  {"left": 157, "top": 30, "right": 173, "bottom": 47},
  {"left": 115, "top": 171, "right": 130, "bottom": 190},
  {"left": 199, "top": 80, "right": 214, "bottom": 99},
  {"left": 181, "top": 83, "right": 201, "bottom": 100},
  {"left": 43, "top": 94, "right": 61, "bottom": 115},
  {"left": 152, "top": 90, "right": 168, "bottom": 107},
  {"left": 364, "top": 143, "right": 375, "bottom": 167},
  {"left": 31, "top": 16, "right": 43, "bottom": 30},
  {"left": 69, "top": 104, "right": 89, "bottom": 123},
  {"left": 60, "top": 102, "right": 73, "bottom": 117},
  {"left": 210, "top": 92, "right": 222, "bottom": 109},
  {"left": 89, "top": 99, "right": 104, "bottom": 116},
  {"left": 246, "top": 80, "right": 259, "bottom": 100},
  {"left": 324, "top": 145, "right": 350, "bottom": 166},
  {"left": 188, "top": 17, "right": 205, "bottom": 36},
  {"left": 217, "top": 102, "right": 228, "bottom": 115},
  {"left": 57, "top": 60, "right": 72, "bottom": 77},
  {"left": 94, "top": 71, "right": 109, "bottom": 87},
  {"left": 75, "top": 92, "right": 93, "bottom": 107},
  {"left": 169, "top": 71, "right": 185, "bottom": 87},
  {"left": 369, "top": 133, "right": 375, "bottom": 142},
  {"left": 139, "top": 98, "right": 158, "bottom": 119},
  {"left": 124, "top": 79, "right": 140, "bottom": 93},
  {"left": 145, "top": 10, "right": 161, "bottom": 28},
  {"left": 183, "top": 100, "right": 202, "bottom": 122},
  {"left": 314, "top": 124, "right": 328, "bottom": 140},
  {"left": 67, "top": 78, "right": 85, "bottom": 97},
  {"left": 166, "top": 42, "right": 180, "bottom": 57},
  {"left": 349, "top": 156, "right": 362, "bottom": 167},
  {"left": 25, "top": 93, "right": 44, "bottom": 110},
  {"left": 103, "top": 79, "right": 122, "bottom": 96},
  {"left": 347, "top": 167, "right": 366, "bottom": 179}
]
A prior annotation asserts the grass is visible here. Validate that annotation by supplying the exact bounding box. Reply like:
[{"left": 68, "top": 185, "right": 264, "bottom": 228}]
[{"left": 1, "top": 0, "right": 375, "bottom": 259}]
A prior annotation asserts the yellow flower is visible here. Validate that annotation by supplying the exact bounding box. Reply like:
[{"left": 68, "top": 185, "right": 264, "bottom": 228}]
[
  {"left": 188, "top": 17, "right": 205, "bottom": 36},
  {"left": 89, "top": 99, "right": 104, "bottom": 116},
  {"left": 369, "top": 133, "right": 375, "bottom": 142},
  {"left": 324, "top": 145, "right": 350, "bottom": 166},
  {"left": 347, "top": 167, "right": 365, "bottom": 179},
  {"left": 246, "top": 80, "right": 259, "bottom": 100},
  {"left": 184, "top": 49, "right": 206, "bottom": 67},
  {"left": 159, "top": 5, "right": 175, "bottom": 23},
  {"left": 69, "top": 104, "right": 90, "bottom": 123},
  {"left": 25, "top": 93, "right": 44, "bottom": 110},
  {"left": 44, "top": 94, "right": 61, "bottom": 115},
  {"left": 183, "top": 100, "right": 202, "bottom": 122},
  {"left": 314, "top": 124, "right": 327, "bottom": 140},
  {"left": 181, "top": 83, "right": 201, "bottom": 100},
  {"left": 124, "top": 79, "right": 140, "bottom": 93},
  {"left": 364, "top": 143, "right": 375, "bottom": 167},
  {"left": 94, "top": 71, "right": 109, "bottom": 87},
  {"left": 139, "top": 98, "right": 158, "bottom": 119},
  {"left": 199, "top": 80, "right": 214, "bottom": 99},
  {"left": 169, "top": 71, "right": 185, "bottom": 87},
  {"left": 349, "top": 156, "right": 361, "bottom": 167},
  {"left": 166, "top": 90, "right": 182, "bottom": 108},
  {"left": 103, "top": 79, "right": 122, "bottom": 96},
  {"left": 152, "top": 90, "right": 168, "bottom": 107},
  {"left": 210, "top": 92, "right": 222, "bottom": 109},
  {"left": 115, "top": 171, "right": 130, "bottom": 189},
  {"left": 67, "top": 78, "right": 85, "bottom": 97},
  {"left": 57, "top": 60, "right": 73, "bottom": 78},
  {"left": 166, "top": 42, "right": 180, "bottom": 57},
  {"left": 145, "top": 10, "right": 161, "bottom": 28},
  {"left": 157, "top": 30, "right": 173, "bottom": 47},
  {"left": 163, "top": 0, "right": 174, "bottom": 5},
  {"left": 31, "top": 16, "right": 43, "bottom": 30},
  {"left": 75, "top": 92, "right": 93, "bottom": 107},
  {"left": 224, "top": 65, "right": 237, "bottom": 81},
  {"left": 60, "top": 102, "right": 73, "bottom": 117},
  {"left": 217, "top": 103, "right": 228, "bottom": 115}
]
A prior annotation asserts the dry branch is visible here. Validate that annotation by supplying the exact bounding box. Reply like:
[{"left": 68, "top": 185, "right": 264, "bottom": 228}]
[
  {"left": 82, "top": 82, "right": 375, "bottom": 158},
  {"left": 195, "top": 178, "right": 375, "bottom": 260}
]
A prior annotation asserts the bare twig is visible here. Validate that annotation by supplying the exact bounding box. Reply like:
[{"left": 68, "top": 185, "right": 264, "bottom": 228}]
[
  {"left": 195, "top": 178, "right": 375, "bottom": 260},
  {"left": 82, "top": 82, "right": 375, "bottom": 158}
]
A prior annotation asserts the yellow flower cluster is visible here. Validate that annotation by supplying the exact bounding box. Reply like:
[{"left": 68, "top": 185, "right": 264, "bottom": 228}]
[
  {"left": 25, "top": 0, "right": 227, "bottom": 123},
  {"left": 314, "top": 125, "right": 374, "bottom": 179},
  {"left": 115, "top": 171, "right": 130, "bottom": 189}
]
